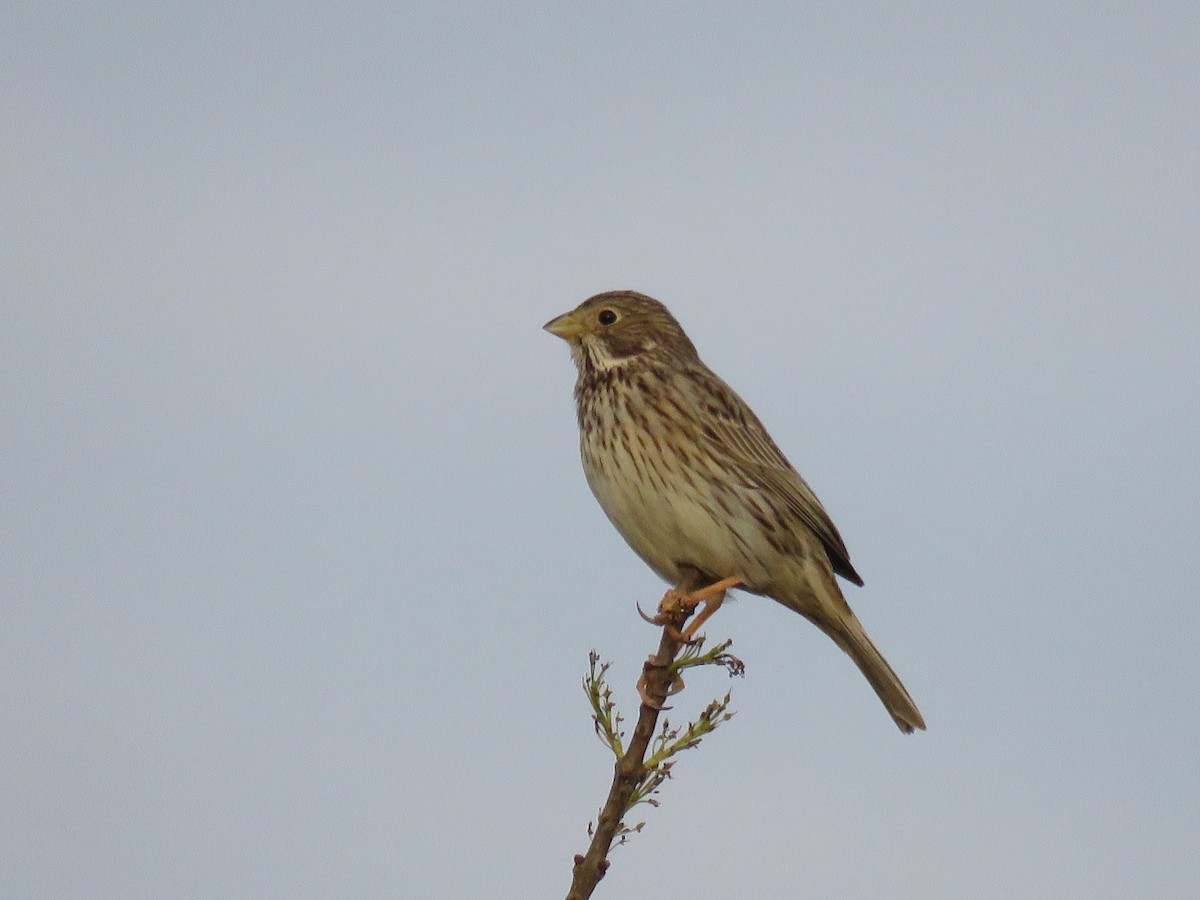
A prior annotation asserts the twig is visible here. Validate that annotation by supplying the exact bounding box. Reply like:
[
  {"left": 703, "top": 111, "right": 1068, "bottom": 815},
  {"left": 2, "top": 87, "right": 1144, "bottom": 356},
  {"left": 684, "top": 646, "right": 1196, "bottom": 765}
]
[{"left": 565, "top": 578, "right": 742, "bottom": 900}]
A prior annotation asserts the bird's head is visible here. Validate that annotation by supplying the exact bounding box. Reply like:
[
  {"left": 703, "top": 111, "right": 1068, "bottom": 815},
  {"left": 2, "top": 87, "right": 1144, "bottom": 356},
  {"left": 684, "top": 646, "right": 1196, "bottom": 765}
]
[{"left": 543, "top": 290, "right": 699, "bottom": 373}]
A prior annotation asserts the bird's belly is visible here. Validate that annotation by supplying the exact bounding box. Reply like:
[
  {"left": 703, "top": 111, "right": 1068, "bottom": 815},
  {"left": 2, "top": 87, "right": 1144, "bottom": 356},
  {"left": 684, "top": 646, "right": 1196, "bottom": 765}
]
[{"left": 582, "top": 436, "right": 769, "bottom": 588}]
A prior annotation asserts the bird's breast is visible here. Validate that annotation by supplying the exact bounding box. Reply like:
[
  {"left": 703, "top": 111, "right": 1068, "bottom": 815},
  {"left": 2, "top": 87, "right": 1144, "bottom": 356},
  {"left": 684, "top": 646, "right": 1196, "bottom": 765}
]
[{"left": 575, "top": 380, "right": 775, "bottom": 589}]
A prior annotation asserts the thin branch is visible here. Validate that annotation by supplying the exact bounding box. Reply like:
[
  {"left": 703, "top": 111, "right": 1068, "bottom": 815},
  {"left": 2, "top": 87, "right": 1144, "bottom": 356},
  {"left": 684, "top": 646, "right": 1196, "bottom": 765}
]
[{"left": 566, "top": 579, "right": 742, "bottom": 900}]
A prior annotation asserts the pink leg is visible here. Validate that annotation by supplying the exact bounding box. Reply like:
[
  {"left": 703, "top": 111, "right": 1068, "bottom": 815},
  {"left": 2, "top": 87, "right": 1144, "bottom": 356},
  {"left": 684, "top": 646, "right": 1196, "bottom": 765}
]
[{"left": 654, "top": 575, "right": 743, "bottom": 642}]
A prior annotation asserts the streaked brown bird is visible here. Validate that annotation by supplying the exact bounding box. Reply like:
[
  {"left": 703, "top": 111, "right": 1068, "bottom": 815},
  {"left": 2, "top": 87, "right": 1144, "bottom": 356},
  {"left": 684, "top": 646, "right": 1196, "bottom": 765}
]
[{"left": 545, "top": 290, "right": 925, "bottom": 733}]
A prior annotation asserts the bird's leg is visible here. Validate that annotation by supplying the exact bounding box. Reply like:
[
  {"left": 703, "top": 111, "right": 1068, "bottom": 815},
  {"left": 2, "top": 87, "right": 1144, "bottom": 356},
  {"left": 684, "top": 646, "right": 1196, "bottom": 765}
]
[
  {"left": 654, "top": 587, "right": 690, "bottom": 621},
  {"left": 652, "top": 567, "right": 708, "bottom": 623},
  {"left": 636, "top": 664, "right": 668, "bottom": 709},
  {"left": 677, "top": 575, "right": 742, "bottom": 642},
  {"left": 681, "top": 575, "right": 742, "bottom": 609},
  {"left": 652, "top": 574, "right": 742, "bottom": 641},
  {"left": 638, "top": 572, "right": 742, "bottom": 705}
]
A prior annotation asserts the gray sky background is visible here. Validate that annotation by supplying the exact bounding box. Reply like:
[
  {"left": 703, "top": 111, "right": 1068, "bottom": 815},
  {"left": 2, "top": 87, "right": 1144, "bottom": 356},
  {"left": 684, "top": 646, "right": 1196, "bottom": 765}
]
[{"left": 3, "top": 3, "right": 1198, "bottom": 898}]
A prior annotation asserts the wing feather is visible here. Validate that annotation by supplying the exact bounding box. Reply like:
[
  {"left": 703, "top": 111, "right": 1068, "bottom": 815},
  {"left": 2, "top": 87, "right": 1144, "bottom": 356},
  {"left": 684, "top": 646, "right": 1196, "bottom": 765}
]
[{"left": 685, "top": 367, "right": 864, "bottom": 586}]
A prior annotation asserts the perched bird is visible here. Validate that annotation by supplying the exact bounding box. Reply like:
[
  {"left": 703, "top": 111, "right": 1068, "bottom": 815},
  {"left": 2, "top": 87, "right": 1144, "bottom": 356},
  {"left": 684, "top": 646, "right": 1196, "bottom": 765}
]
[{"left": 544, "top": 290, "right": 925, "bottom": 733}]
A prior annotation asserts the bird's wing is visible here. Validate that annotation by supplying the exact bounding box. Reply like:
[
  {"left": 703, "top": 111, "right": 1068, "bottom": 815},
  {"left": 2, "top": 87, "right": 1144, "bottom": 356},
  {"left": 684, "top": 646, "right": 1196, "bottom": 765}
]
[{"left": 687, "top": 369, "right": 864, "bottom": 586}]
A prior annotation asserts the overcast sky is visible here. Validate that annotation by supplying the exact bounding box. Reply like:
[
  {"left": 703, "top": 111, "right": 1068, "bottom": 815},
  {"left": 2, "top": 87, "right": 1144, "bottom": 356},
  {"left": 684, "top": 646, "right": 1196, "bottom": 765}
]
[{"left": 3, "top": 3, "right": 1198, "bottom": 898}]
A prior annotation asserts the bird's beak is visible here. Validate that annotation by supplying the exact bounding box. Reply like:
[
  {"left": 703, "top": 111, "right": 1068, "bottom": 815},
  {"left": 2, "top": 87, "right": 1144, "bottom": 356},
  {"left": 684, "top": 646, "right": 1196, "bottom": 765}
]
[{"left": 543, "top": 310, "right": 586, "bottom": 342}]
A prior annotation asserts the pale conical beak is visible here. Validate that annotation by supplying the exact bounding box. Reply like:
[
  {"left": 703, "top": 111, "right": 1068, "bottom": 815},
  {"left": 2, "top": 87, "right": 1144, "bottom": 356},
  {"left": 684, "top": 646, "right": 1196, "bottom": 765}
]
[{"left": 543, "top": 310, "right": 586, "bottom": 341}]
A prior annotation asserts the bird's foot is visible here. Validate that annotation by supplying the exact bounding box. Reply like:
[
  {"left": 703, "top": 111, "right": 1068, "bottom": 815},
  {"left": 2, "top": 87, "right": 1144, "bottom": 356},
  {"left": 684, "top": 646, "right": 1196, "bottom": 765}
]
[
  {"left": 649, "top": 575, "right": 744, "bottom": 643},
  {"left": 647, "top": 589, "right": 699, "bottom": 643},
  {"left": 636, "top": 602, "right": 662, "bottom": 626},
  {"left": 637, "top": 599, "right": 695, "bottom": 644},
  {"left": 635, "top": 672, "right": 663, "bottom": 710},
  {"left": 637, "top": 657, "right": 686, "bottom": 709}
]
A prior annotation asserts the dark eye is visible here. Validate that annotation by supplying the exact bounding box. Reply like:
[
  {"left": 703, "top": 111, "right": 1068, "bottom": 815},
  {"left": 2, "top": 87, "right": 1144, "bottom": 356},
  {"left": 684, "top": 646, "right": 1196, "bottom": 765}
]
[{"left": 598, "top": 309, "right": 617, "bottom": 325}]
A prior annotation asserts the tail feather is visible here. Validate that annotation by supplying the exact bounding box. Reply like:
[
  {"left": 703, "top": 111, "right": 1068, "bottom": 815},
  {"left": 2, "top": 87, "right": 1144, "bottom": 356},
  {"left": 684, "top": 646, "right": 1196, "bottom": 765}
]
[{"left": 823, "top": 614, "right": 926, "bottom": 734}]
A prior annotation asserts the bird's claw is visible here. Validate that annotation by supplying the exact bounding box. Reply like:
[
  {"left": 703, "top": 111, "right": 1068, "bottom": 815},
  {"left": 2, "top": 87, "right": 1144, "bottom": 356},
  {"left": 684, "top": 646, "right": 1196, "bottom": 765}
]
[
  {"left": 663, "top": 623, "right": 686, "bottom": 641},
  {"left": 636, "top": 672, "right": 673, "bottom": 710},
  {"left": 638, "top": 592, "right": 694, "bottom": 630},
  {"left": 635, "top": 674, "right": 659, "bottom": 709},
  {"left": 664, "top": 623, "right": 704, "bottom": 645},
  {"left": 636, "top": 602, "right": 661, "bottom": 626},
  {"left": 656, "top": 587, "right": 689, "bottom": 618}
]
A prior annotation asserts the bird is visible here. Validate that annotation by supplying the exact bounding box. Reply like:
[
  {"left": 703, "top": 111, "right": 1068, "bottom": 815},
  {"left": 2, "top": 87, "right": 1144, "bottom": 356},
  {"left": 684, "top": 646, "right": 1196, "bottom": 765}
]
[{"left": 544, "top": 290, "right": 925, "bottom": 733}]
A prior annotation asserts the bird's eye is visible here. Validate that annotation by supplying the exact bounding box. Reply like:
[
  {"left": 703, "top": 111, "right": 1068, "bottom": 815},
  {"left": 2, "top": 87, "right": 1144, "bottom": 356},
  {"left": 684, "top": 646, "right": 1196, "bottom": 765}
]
[{"left": 598, "top": 309, "right": 618, "bottom": 326}]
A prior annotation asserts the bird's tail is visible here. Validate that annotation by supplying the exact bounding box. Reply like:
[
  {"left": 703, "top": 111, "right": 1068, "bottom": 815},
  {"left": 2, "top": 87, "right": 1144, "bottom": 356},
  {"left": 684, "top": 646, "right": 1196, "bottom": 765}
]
[{"left": 821, "top": 611, "right": 926, "bottom": 734}]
